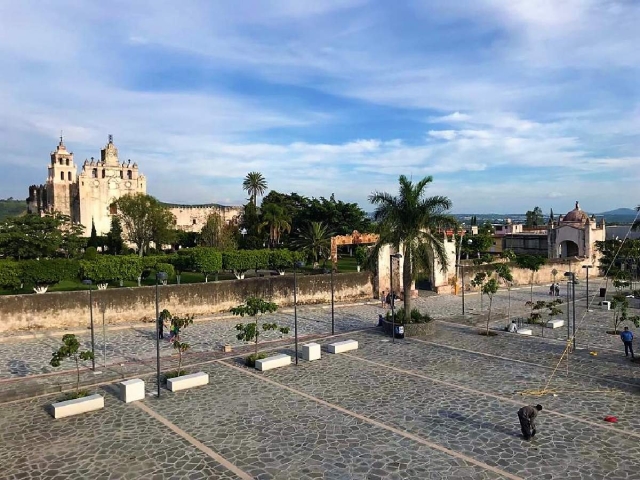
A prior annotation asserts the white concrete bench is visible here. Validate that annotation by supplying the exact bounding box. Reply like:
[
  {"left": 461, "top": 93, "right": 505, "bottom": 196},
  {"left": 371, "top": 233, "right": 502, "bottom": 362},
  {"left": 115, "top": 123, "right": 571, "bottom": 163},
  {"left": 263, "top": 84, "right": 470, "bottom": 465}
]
[
  {"left": 167, "top": 372, "right": 209, "bottom": 392},
  {"left": 118, "top": 379, "right": 145, "bottom": 403},
  {"left": 303, "top": 343, "right": 321, "bottom": 361},
  {"left": 546, "top": 319, "right": 564, "bottom": 329},
  {"left": 328, "top": 340, "right": 359, "bottom": 354},
  {"left": 255, "top": 354, "right": 291, "bottom": 371},
  {"left": 517, "top": 328, "right": 533, "bottom": 336},
  {"left": 51, "top": 394, "right": 104, "bottom": 419},
  {"left": 602, "top": 301, "right": 611, "bottom": 311}
]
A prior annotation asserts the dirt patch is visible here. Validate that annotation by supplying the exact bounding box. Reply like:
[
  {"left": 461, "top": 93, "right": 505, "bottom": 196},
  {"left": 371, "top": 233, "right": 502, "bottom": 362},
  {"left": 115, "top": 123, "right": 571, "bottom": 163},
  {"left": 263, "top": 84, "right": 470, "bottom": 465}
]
[{"left": 478, "top": 331, "right": 498, "bottom": 337}]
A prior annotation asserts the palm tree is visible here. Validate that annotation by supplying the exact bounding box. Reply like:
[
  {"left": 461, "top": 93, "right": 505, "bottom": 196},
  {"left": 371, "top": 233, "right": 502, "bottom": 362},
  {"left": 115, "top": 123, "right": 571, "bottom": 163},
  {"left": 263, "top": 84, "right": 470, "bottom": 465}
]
[
  {"left": 242, "top": 172, "right": 268, "bottom": 208},
  {"left": 292, "top": 221, "right": 332, "bottom": 265},
  {"left": 369, "top": 175, "right": 457, "bottom": 314},
  {"left": 258, "top": 203, "right": 291, "bottom": 247}
]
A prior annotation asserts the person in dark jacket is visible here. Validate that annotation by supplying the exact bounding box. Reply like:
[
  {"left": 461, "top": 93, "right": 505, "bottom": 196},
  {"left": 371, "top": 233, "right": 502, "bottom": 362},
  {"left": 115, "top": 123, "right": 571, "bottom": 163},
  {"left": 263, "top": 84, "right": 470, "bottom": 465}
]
[
  {"left": 518, "top": 404, "right": 543, "bottom": 440},
  {"left": 620, "top": 327, "right": 634, "bottom": 358}
]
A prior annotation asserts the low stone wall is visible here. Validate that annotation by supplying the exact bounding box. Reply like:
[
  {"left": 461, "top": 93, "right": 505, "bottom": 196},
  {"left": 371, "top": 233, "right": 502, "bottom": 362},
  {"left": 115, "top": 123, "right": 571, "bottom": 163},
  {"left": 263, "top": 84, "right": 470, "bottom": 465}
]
[
  {"left": 381, "top": 319, "right": 436, "bottom": 337},
  {"left": 0, "top": 272, "right": 373, "bottom": 333}
]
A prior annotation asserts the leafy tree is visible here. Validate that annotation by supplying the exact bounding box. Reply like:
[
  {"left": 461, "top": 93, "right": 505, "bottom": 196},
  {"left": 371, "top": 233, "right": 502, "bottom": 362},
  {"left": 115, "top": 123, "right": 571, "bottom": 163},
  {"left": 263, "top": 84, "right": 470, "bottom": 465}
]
[
  {"left": 154, "top": 262, "right": 175, "bottom": 283},
  {"left": 0, "top": 213, "right": 67, "bottom": 259},
  {"left": 230, "top": 297, "right": 288, "bottom": 361},
  {"left": 355, "top": 246, "right": 368, "bottom": 270},
  {"left": 80, "top": 257, "right": 121, "bottom": 286},
  {"left": 495, "top": 263, "right": 514, "bottom": 321},
  {"left": 50, "top": 334, "right": 94, "bottom": 398},
  {"left": 471, "top": 271, "right": 488, "bottom": 311},
  {"left": 200, "top": 213, "right": 237, "bottom": 250},
  {"left": 525, "top": 206, "right": 544, "bottom": 228},
  {"left": 190, "top": 247, "right": 222, "bottom": 282},
  {"left": 61, "top": 222, "right": 87, "bottom": 259},
  {"left": 501, "top": 249, "right": 516, "bottom": 262},
  {"left": 20, "top": 259, "right": 79, "bottom": 292},
  {"left": 243, "top": 172, "right": 268, "bottom": 208},
  {"left": 526, "top": 299, "right": 563, "bottom": 337},
  {"left": 161, "top": 311, "right": 194, "bottom": 376},
  {"left": 292, "top": 221, "right": 331, "bottom": 266},
  {"left": 111, "top": 193, "right": 176, "bottom": 257},
  {"left": 0, "top": 198, "right": 26, "bottom": 220},
  {"left": 268, "top": 249, "right": 293, "bottom": 275},
  {"left": 259, "top": 203, "right": 292, "bottom": 248},
  {"left": 88, "top": 220, "right": 99, "bottom": 248},
  {"left": 369, "top": 175, "right": 457, "bottom": 314},
  {"left": 106, "top": 216, "right": 124, "bottom": 255},
  {"left": 516, "top": 254, "right": 546, "bottom": 302},
  {"left": 223, "top": 250, "right": 262, "bottom": 279},
  {"left": 169, "top": 251, "right": 194, "bottom": 284},
  {"left": 0, "top": 260, "right": 21, "bottom": 289},
  {"left": 610, "top": 293, "right": 640, "bottom": 334},
  {"left": 482, "top": 278, "right": 499, "bottom": 335}
]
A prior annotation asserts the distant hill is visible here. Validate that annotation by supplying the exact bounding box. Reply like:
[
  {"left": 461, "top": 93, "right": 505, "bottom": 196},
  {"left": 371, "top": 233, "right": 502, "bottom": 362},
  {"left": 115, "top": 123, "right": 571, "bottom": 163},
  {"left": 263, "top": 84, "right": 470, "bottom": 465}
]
[
  {"left": 598, "top": 208, "right": 636, "bottom": 216},
  {"left": 0, "top": 198, "right": 26, "bottom": 220}
]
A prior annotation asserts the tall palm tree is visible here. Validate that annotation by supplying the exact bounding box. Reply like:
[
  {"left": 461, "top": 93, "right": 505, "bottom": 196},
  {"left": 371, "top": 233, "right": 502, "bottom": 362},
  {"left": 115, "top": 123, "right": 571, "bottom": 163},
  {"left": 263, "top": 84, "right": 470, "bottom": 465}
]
[
  {"left": 369, "top": 175, "right": 457, "bottom": 314},
  {"left": 258, "top": 203, "right": 291, "bottom": 247},
  {"left": 242, "top": 172, "right": 268, "bottom": 208},
  {"left": 292, "top": 221, "right": 332, "bottom": 265}
]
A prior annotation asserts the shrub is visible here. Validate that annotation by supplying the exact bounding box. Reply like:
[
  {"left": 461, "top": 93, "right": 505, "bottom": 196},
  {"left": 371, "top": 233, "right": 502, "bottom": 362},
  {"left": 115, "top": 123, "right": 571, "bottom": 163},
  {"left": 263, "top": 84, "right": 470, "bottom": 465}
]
[
  {"left": 20, "top": 259, "right": 79, "bottom": 287},
  {"left": 0, "top": 260, "right": 21, "bottom": 289},
  {"left": 245, "top": 352, "right": 268, "bottom": 367},
  {"left": 154, "top": 262, "right": 175, "bottom": 279},
  {"left": 355, "top": 246, "right": 368, "bottom": 267},
  {"left": 386, "top": 308, "right": 432, "bottom": 324},
  {"left": 83, "top": 246, "right": 98, "bottom": 260}
]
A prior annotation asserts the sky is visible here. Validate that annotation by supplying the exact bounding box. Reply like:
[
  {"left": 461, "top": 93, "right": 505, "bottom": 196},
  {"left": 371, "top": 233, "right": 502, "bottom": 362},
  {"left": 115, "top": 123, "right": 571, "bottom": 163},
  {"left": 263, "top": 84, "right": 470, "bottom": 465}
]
[{"left": 1, "top": 0, "right": 639, "bottom": 214}]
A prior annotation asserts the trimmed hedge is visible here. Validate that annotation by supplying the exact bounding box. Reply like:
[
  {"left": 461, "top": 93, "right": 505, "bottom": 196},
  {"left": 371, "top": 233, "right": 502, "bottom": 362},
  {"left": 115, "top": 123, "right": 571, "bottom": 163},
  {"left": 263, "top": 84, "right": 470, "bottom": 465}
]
[{"left": 0, "top": 260, "right": 21, "bottom": 289}]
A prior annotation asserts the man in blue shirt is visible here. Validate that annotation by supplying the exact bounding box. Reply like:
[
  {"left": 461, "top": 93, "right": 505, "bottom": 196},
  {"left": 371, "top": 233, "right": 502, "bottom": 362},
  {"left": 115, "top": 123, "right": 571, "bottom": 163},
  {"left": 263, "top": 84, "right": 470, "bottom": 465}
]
[{"left": 620, "top": 327, "right": 634, "bottom": 358}]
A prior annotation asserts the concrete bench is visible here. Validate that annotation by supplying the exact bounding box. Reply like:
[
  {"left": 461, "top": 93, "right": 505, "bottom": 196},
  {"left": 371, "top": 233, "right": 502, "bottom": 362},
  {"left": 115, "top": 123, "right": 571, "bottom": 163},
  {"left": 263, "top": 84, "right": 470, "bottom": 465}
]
[
  {"left": 118, "top": 379, "right": 145, "bottom": 403},
  {"left": 328, "top": 340, "right": 359, "bottom": 354},
  {"left": 546, "top": 319, "right": 564, "bottom": 329},
  {"left": 167, "top": 372, "right": 209, "bottom": 392},
  {"left": 51, "top": 394, "right": 104, "bottom": 419},
  {"left": 255, "top": 354, "right": 291, "bottom": 371},
  {"left": 517, "top": 328, "right": 533, "bottom": 336},
  {"left": 303, "top": 343, "right": 321, "bottom": 361},
  {"left": 602, "top": 301, "right": 611, "bottom": 311}
]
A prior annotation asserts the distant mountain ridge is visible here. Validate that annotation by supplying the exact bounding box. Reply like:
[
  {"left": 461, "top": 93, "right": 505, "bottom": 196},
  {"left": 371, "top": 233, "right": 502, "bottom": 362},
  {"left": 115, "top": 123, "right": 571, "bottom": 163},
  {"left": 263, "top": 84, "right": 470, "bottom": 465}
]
[{"left": 598, "top": 208, "right": 636, "bottom": 216}]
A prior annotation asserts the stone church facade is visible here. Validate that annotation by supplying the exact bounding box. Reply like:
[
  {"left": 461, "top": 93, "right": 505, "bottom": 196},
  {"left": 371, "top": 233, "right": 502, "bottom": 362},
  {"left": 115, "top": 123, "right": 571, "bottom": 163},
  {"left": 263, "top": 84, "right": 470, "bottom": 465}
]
[{"left": 27, "top": 136, "right": 242, "bottom": 237}]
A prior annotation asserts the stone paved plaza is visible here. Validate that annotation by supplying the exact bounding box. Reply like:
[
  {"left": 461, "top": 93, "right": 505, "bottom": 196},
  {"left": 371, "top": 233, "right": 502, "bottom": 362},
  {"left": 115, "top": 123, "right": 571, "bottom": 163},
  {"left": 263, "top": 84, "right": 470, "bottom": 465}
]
[{"left": 1, "top": 282, "right": 639, "bottom": 479}]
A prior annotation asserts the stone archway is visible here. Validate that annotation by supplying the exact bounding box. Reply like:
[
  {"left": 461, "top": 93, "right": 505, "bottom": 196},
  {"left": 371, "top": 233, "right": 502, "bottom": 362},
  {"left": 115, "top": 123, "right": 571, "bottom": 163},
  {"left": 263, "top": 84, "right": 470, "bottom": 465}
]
[
  {"left": 330, "top": 231, "right": 379, "bottom": 267},
  {"left": 559, "top": 240, "right": 579, "bottom": 258}
]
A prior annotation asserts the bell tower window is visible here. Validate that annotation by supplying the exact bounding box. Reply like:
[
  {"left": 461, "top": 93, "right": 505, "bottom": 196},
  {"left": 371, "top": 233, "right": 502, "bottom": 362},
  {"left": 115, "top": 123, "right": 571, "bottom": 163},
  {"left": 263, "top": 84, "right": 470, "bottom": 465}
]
[
  {"left": 65, "top": 158, "right": 69, "bottom": 166},
  {"left": 68, "top": 172, "right": 72, "bottom": 181},
  {"left": 60, "top": 172, "right": 64, "bottom": 181},
  {"left": 102, "top": 169, "right": 106, "bottom": 178},
  {"left": 120, "top": 170, "right": 123, "bottom": 179},
  {"left": 92, "top": 168, "right": 97, "bottom": 178},
  {"left": 127, "top": 170, "right": 132, "bottom": 179}
]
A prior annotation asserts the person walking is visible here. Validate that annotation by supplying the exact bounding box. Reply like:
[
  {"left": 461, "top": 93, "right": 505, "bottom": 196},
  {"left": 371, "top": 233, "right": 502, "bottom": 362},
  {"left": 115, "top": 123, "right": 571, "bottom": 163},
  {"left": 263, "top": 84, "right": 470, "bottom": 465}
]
[
  {"left": 381, "top": 290, "right": 386, "bottom": 308},
  {"left": 555, "top": 284, "right": 560, "bottom": 297},
  {"left": 620, "top": 327, "right": 635, "bottom": 358},
  {"left": 518, "top": 404, "right": 543, "bottom": 440}
]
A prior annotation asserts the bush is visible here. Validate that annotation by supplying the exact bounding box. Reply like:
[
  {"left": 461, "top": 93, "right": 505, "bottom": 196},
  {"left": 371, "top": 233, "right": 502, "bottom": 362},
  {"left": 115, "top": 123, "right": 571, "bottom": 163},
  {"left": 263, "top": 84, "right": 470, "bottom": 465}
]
[
  {"left": 354, "top": 246, "right": 368, "bottom": 266},
  {"left": 0, "top": 260, "right": 21, "bottom": 289},
  {"left": 385, "top": 307, "right": 432, "bottom": 324},
  {"left": 83, "top": 247, "right": 98, "bottom": 260},
  {"left": 245, "top": 352, "right": 268, "bottom": 367},
  {"left": 20, "top": 259, "right": 79, "bottom": 286},
  {"left": 154, "top": 262, "right": 175, "bottom": 279},
  {"left": 268, "top": 249, "right": 293, "bottom": 273}
]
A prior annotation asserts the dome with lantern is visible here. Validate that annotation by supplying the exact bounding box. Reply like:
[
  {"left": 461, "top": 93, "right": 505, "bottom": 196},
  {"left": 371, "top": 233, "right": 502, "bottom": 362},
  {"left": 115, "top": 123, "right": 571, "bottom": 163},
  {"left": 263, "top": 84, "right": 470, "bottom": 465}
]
[{"left": 561, "top": 201, "right": 589, "bottom": 223}]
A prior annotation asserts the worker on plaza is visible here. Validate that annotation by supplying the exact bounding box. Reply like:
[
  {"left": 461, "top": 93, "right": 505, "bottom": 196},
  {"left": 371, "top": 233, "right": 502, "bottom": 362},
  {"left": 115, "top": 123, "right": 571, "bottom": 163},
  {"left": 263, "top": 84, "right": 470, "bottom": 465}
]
[
  {"left": 620, "top": 327, "right": 635, "bottom": 358},
  {"left": 507, "top": 320, "right": 518, "bottom": 333},
  {"left": 518, "top": 404, "right": 543, "bottom": 440}
]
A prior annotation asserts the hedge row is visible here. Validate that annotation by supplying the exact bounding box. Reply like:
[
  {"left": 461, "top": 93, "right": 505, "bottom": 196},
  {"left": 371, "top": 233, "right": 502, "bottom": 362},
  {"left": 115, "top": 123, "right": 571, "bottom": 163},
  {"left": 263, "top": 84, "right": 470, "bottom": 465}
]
[{"left": 0, "top": 249, "right": 304, "bottom": 288}]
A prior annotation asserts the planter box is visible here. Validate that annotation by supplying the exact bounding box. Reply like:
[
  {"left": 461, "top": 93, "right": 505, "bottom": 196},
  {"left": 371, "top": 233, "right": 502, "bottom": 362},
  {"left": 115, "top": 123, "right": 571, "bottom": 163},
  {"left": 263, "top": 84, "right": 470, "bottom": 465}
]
[
  {"left": 167, "top": 372, "right": 209, "bottom": 392},
  {"left": 118, "top": 379, "right": 145, "bottom": 403},
  {"left": 328, "top": 340, "right": 358, "bottom": 354},
  {"left": 302, "top": 343, "right": 321, "bottom": 361},
  {"left": 221, "top": 344, "right": 232, "bottom": 353},
  {"left": 255, "top": 354, "right": 291, "bottom": 371},
  {"left": 602, "top": 301, "right": 611, "bottom": 311},
  {"left": 50, "top": 394, "right": 104, "bottom": 419},
  {"left": 517, "top": 328, "right": 533, "bottom": 336},
  {"left": 546, "top": 319, "right": 564, "bottom": 329},
  {"left": 381, "top": 319, "right": 436, "bottom": 337}
]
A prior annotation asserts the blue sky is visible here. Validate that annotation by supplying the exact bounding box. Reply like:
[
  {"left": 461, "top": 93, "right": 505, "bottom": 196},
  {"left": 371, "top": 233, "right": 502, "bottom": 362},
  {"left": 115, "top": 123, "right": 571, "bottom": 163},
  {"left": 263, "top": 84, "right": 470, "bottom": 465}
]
[{"left": 1, "top": 0, "right": 639, "bottom": 213}]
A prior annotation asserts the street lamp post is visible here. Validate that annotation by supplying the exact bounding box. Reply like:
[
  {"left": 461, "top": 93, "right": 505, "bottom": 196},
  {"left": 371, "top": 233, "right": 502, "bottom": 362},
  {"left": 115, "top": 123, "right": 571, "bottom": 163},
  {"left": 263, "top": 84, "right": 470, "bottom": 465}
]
[
  {"left": 155, "top": 271, "right": 167, "bottom": 397},
  {"left": 81, "top": 279, "right": 97, "bottom": 371},
  {"left": 330, "top": 267, "right": 335, "bottom": 335},
  {"left": 390, "top": 253, "right": 403, "bottom": 343},
  {"left": 564, "top": 272, "right": 577, "bottom": 351},
  {"left": 455, "top": 264, "right": 465, "bottom": 315},
  {"left": 293, "top": 261, "right": 304, "bottom": 365},
  {"left": 582, "top": 265, "right": 591, "bottom": 310}
]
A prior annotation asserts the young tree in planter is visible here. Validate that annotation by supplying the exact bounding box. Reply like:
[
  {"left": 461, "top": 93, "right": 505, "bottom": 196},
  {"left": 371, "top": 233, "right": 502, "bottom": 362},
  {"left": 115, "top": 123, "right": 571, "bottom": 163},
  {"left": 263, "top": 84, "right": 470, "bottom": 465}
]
[
  {"left": 551, "top": 268, "right": 559, "bottom": 286},
  {"left": 610, "top": 294, "right": 640, "bottom": 334},
  {"left": 354, "top": 246, "right": 368, "bottom": 272},
  {"left": 526, "top": 299, "right": 563, "bottom": 337},
  {"left": 230, "top": 297, "right": 289, "bottom": 366},
  {"left": 495, "top": 263, "right": 514, "bottom": 322},
  {"left": 167, "top": 313, "right": 194, "bottom": 376},
  {"left": 471, "top": 271, "right": 488, "bottom": 311},
  {"left": 516, "top": 255, "right": 546, "bottom": 303},
  {"left": 50, "top": 334, "right": 94, "bottom": 398},
  {"left": 481, "top": 278, "right": 499, "bottom": 335}
]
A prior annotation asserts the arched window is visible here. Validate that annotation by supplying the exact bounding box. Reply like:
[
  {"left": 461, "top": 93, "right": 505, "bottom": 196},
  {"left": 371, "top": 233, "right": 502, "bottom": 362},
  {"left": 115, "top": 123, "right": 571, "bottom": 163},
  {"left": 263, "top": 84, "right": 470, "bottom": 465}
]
[
  {"left": 68, "top": 172, "right": 72, "bottom": 181},
  {"left": 59, "top": 158, "right": 63, "bottom": 165},
  {"left": 120, "top": 170, "right": 123, "bottom": 179},
  {"left": 92, "top": 169, "right": 97, "bottom": 178},
  {"left": 65, "top": 158, "right": 69, "bottom": 166},
  {"left": 60, "top": 171, "right": 64, "bottom": 181},
  {"left": 102, "top": 169, "right": 106, "bottom": 178},
  {"left": 192, "top": 219, "right": 197, "bottom": 225},
  {"left": 110, "top": 204, "right": 117, "bottom": 215},
  {"left": 127, "top": 170, "right": 132, "bottom": 179}
]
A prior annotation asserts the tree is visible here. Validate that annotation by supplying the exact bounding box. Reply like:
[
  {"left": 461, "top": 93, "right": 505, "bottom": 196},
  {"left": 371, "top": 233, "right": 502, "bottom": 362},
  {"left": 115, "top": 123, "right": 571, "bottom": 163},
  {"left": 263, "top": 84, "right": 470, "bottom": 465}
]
[
  {"left": 292, "top": 221, "right": 331, "bottom": 266},
  {"left": 230, "top": 297, "right": 289, "bottom": 364},
  {"left": 268, "top": 249, "right": 294, "bottom": 275},
  {"left": 242, "top": 172, "right": 268, "bottom": 208},
  {"left": 369, "top": 175, "right": 457, "bottom": 314},
  {"left": 495, "top": 263, "right": 514, "bottom": 322},
  {"left": 610, "top": 293, "right": 640, "bottom": 334},
  {"left": 482, "top": 278, "right": 499, "bottom": 335},
  {"left": 471, "top": 271, "right": 488, "bottom": 311},
  {"left": 20, "top": 259, "right": 79, "bottom": 293},
  {"left": 161, "top": 311, "right": 194, "bottom": 376},
  {"left": 106, "top": 216, "right": 124, "bottom": 255},
  {"left": 50, "top": 334, "right": 94, "bottom": 398},
  {"left": 259, "top": 203, "right": 292, "bottom": 248},
  {"left": 190, "top": 247, "right": 222, "bottom": 282},
  {"left": 526, "top": 299, "right": 563, "bottom": 337},
  {"left": 61, "top": 222, "right": 87, "bottom": 259},
  {"left": 516, "top": 254, "right": 546, "bottom": 302},
  {"left": 525, "top": 206, "right": 544, "bottom": 228},
  {"left": 0, "top": 213, "right": 66, "bottom": 259},
  {"left": 355, "top": 246, "right": 368, "bottom": 271},
  {"left": 200, "top": 213, "right": 237, "bottom": 250},
  {"left": 111, "top": 194, "right": 176, "bottom": 256},
  {"left": 0, "top": 260, "right": 21, "bottom": 290},
  {"left": 88, "top": 220, "right": 99, "bottom": 248}
]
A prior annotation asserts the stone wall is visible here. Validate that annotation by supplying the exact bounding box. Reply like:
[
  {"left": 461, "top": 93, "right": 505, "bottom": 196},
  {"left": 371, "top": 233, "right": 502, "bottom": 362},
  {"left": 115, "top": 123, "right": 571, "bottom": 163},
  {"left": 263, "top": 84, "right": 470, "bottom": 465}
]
[{"left": 0, "top": 272, "right": 373, "bottom": 333}]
